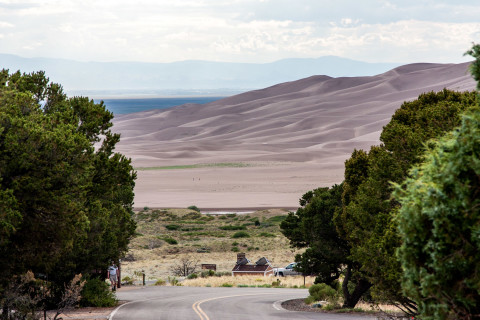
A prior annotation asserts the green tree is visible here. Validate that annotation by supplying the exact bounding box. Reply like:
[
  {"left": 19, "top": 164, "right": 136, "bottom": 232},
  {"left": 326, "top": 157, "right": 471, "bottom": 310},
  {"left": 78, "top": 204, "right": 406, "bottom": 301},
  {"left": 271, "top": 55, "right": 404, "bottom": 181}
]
[
  {"left": 281, "top": 184, "right": 371, "bottom": 308},
  {"left": 394, "top": 112, "right": 480, "bottom": 319},
  {"left": 0, "top": 70, "right": 136, "bottom": 308},
  {"left": 338, "top": 89, "right": 478, "bottom": 312}
]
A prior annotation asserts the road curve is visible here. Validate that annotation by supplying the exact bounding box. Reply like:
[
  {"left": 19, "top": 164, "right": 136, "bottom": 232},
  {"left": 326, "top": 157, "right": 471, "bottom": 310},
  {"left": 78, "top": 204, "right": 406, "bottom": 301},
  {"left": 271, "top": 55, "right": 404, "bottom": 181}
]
[{"left": 111, "top": 286, "right": 376, "bottom": 320}]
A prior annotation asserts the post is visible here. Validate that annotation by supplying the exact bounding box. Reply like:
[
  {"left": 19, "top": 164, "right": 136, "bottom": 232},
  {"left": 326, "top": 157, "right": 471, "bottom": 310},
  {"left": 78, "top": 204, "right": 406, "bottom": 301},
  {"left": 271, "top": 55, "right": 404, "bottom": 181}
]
[
  {"left": 117, "top": 259, "right": 122, "bottom": 288},
  {"left": 143, "top": 272, "right": 146, "bottom": 286}
]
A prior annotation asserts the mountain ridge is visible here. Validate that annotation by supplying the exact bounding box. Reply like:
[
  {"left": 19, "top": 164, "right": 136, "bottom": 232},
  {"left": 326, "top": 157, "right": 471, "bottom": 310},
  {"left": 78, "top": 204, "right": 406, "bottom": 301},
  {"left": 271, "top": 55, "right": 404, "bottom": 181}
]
[{"left": 0, "top": 53, "right": 400, "bottom": 94}]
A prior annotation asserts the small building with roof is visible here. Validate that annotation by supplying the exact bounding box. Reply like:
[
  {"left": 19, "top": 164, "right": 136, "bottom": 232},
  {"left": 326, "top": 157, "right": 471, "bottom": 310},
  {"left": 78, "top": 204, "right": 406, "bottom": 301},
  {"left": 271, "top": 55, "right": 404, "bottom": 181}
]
[{"left": 231, "top": 253, "right": 274, "bottom": 276}]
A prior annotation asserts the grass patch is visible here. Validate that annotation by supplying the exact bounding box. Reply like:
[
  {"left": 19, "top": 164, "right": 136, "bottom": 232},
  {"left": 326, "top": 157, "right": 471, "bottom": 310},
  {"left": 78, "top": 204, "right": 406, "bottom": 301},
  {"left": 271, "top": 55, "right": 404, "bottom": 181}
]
[
  {"left": 267, "top": 215, "right": 287, "bottom": 224},
  {"left": 259, "top": 232, "right": 275, "bottom": 237}
]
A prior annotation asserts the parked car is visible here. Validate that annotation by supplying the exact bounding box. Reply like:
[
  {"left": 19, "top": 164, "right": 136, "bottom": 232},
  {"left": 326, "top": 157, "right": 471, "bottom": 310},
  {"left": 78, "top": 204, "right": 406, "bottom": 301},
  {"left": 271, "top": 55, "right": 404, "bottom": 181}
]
[{"left": 275, "top": 262, "right": 301, "bottom": 276}]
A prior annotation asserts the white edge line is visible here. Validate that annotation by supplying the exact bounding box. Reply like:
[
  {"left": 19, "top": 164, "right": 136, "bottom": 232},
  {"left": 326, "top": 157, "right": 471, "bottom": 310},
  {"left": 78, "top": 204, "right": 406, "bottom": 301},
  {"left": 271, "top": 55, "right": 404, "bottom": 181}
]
[
  {"left": 109, "top": 297, "right": 160, "bottom": 320},
  {"left": 273, "top": 299, "right": 292, "bottom": 312}
]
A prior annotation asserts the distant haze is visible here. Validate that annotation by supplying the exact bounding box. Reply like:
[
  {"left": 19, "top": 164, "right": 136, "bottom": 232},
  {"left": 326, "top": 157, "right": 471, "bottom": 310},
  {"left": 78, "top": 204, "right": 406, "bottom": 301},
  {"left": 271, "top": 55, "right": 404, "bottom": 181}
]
[{"left": 0, "top": 54, "right": 400, "bottom": 97}]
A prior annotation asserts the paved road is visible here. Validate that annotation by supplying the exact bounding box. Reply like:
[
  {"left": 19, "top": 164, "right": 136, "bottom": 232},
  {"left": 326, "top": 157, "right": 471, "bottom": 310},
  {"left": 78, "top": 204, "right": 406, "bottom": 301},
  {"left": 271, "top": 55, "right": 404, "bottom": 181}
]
[{"left": 111, "top": 286, "right": 377, "bottom": 320}]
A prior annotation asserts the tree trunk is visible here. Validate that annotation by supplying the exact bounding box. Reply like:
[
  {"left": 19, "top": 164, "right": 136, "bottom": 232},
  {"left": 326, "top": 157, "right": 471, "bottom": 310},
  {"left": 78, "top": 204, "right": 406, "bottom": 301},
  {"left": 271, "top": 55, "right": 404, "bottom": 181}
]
[
  {"left": 1, "top": 305, "right": 8, "bottom": 320},
  {"left": 342, "top": 265, "right": 372, "bottom": 309}
]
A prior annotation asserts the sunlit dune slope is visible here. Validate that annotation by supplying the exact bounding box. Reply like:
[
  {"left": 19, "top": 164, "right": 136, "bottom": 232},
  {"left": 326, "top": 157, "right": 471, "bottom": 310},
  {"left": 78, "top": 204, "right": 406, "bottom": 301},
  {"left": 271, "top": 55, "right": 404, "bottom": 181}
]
[{"left": 111, "top": 62, "right": 475, "bottom": 209}]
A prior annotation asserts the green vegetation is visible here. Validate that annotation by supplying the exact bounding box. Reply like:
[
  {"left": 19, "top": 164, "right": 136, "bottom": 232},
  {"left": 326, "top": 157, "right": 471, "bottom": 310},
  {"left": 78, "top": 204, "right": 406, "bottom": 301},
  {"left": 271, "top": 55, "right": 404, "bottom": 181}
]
[
  {"left": 165, "top": 224, "right": 181, "bottom": 230},
  {"left": 280, "top": 45, "right": 480, "bottom": 318},
  {"left": 188, "top": 205, "right": 201, "bottom": 212},
  {"left": 219, "top": 225, "right": 246, "bottom": 230},
  {"left": 0, "top": 70, "right": 135, "bottom": 311},
  {"left": 395, "top": 111, "right": 480, "bottom": 319},
  {"left": 80, "top": 278, "right": 117, "bottom": 307},
  {"left": 130, "top": 208, "right": 291, "bottom": 263},
  {"left": 281, "top": 185, "right": 371, "bottom": 308},
  {"left": 163, "top": 237, "right": 178, "bottom": 245},
  {"left": 232, "top": 231, "right": 250, "bottom": 238}
]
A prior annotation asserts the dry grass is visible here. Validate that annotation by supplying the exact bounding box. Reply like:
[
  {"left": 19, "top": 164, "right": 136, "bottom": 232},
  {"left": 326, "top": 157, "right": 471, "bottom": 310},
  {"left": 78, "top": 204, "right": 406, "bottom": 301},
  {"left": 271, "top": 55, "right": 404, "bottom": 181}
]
[
  {"left": 182, "top": 275, "right": 315, "bottom": 288},
  {"left": 121, "top": 208, "right": 303, "bottom": 281}
]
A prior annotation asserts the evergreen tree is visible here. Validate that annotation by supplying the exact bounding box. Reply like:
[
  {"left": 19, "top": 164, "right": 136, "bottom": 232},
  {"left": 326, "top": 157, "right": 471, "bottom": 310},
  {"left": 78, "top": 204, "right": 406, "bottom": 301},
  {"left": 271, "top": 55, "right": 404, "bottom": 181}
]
[
  {"left": 281, "top": 184, "right": 371, "bottom": 308},
  {"left": 395, "top": 112, "right": 480, "bottom": 319},
  {"left": 337, "top": 89, "right": 478, "bottom": 312},
  {"left": 0, "top": 70, "right": 136, "bottom": 305}
]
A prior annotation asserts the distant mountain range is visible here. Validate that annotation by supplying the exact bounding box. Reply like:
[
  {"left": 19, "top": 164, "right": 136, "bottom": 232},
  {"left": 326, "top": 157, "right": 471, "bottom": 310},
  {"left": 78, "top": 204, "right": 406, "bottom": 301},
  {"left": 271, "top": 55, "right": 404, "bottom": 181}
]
[{"left": 0, "top": 53, "right": 401, "bottom": 97}]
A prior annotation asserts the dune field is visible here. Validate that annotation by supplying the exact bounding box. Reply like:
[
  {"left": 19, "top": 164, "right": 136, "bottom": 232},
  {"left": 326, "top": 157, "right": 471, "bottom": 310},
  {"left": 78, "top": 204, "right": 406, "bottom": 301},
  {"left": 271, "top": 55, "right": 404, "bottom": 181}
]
[{"left": 112, "top": 62, "right": 476, "bottom": 210}]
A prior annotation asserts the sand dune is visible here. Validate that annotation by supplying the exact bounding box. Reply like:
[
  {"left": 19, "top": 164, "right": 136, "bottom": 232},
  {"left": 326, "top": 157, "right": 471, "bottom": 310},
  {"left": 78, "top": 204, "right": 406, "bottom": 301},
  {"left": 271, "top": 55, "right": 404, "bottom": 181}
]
[{"left": 112, "top": 62, "right": 476, "bottom": 210}]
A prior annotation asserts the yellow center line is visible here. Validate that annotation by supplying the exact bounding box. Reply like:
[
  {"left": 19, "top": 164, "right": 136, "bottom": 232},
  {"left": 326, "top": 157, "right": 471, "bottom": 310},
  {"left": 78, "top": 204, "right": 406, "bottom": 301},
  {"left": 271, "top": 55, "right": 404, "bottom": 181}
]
[{"left": 192, "top": 292, "right": 276, "bottom": 320}]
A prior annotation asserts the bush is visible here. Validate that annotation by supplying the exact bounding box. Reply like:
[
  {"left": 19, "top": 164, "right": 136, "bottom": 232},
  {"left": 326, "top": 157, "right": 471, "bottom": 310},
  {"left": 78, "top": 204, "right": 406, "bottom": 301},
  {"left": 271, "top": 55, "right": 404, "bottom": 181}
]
[
  {"left": 231, "top": 246, "right": 239, "bottom": 252},
  {"left": 188, "top": 205, "right": 201, "bottom": 212},
  {"left": 200, "top": 270, "right": 215, "bottom": 278},
  {"left": 164, "top": 237, "right": 178, "bottom": 245},
  {"left": 122, "top": 276, "right": 134, "bottom": 285},
  {"left": 232, "top": 231, "right": 250, "bottom": 238},
  {"left": 154, "top": 279, "right": 166, "bottom": 286},
  {"left": 308, "top": 283, "right": 338, "bottom": 302},
  {"left": 165, "top": 224, "right": 181, "bottom": 230},
  {"left": 221, "top": 283, "right": 233, "bottom": 287},
  {"left": 187, "top": 273, "right": 198, "bottom": 279},
  {"left": 304, "top": 296, "right": 317, "bottom": 305},
  {"left": 259, "top": 232, "right": 275, "bottom": 237},
  {"left": 219, "top": 225, "right": 246, "bottom": 230},
  {"left": 80, "top": 278, "right": 116, "bottom": 307}
]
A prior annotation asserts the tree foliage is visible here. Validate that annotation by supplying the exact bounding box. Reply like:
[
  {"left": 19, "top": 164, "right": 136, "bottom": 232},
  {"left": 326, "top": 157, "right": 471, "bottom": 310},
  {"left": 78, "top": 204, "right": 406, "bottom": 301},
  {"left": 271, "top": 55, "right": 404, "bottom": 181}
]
[
  {"left": 281, "top": 184, "right": 371, "bottom": 308},
  {"left": 337, "top": 89, "right": 479, "bottom": 311},
  {"left": 0, "top": 70, "right": 136, "bottom": 307},
  {"left": 394, "top": 112, "right": 480, "bottom": 319}
]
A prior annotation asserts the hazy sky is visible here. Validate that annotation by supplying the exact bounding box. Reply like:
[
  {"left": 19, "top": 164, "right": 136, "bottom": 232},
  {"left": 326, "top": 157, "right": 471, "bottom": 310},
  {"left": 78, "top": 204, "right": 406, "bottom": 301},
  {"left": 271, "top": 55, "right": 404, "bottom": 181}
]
[{"left": 1, "top": 0, "right": 479, "bottom": 64}]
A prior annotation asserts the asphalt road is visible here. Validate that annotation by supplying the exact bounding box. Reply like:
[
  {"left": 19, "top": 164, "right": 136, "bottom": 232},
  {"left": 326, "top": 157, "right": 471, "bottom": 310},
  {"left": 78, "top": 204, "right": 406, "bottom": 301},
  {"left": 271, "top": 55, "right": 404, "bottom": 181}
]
[{"left": 110, "top": 286, "right": 377, "bottom": 320}]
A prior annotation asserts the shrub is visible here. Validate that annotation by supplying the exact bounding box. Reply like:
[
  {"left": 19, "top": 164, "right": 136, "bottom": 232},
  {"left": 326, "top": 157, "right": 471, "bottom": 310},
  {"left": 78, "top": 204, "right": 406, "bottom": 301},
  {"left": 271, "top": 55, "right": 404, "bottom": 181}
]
[
  {"left": 308, "top": 283, "right": 338, "bottom": 302},
  {"left": 165, "top": 224, "right": 181, "bottom": 230},
  {"left": 232, "top": 231, "right": 250, "bottom": 238},
  {"left": 219, "top": 225, "right": 246, "bottom": 230},
  {"left": 304, "top": 296, "right": 317, "bottom": 304},
  {"left": 168, "top": 276, "right": 179, "bottom": 286},
  {"left": 231, "top": 246, "right": 239, "bottom": 252},
  {"left": 154, "top": 279, "right": 166, "bottom": 286},
  {"left": 122, "top": 276, "right": 134, "bottom": 285},
  {"left": 188, "top": 205, "right": 201, "bottom": 212},
  {"left": 259, "top": 232, "right": 275, "bottom": 237},
  {"left": 187, "top": 273, "right": 198, "bottom": 279},
  {"left": 164, "top": 237, "right": 178, "bottom": 245},
  {"left": 80, "top": 278, "right": 116, "bottom": 307},
  {"left": 200, "top": 270, "right": 215, "bottom": 278},
  {"left": 221, "top": 283, "right": 233, "bottom": 287}
]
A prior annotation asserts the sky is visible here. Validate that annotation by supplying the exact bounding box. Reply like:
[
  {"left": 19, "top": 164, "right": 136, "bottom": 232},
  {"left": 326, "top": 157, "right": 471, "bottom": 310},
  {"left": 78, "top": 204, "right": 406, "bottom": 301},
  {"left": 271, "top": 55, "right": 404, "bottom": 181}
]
[{"left": 0, "top": 0, "right": 479, "bottom": 64}]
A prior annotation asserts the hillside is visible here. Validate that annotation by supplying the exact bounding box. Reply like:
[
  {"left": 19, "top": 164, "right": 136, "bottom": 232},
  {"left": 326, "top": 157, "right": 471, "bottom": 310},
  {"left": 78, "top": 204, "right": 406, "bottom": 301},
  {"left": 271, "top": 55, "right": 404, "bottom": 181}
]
[{"left": 111, "top": 62, "right": 476, "bottom": 209}]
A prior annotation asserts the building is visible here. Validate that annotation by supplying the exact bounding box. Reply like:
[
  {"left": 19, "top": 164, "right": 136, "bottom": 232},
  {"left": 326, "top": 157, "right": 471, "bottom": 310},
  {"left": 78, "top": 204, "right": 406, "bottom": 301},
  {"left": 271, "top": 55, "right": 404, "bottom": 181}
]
[{"left": 231, "top": 253, "right": 274, "bottom": 276}]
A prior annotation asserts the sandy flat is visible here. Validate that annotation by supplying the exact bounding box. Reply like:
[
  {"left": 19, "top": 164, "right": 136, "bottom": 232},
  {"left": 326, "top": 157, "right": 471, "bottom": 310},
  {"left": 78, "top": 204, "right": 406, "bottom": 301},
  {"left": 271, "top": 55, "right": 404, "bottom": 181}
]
[{"left": 111, "top": 62, "right": 476, "bottom": 210}]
